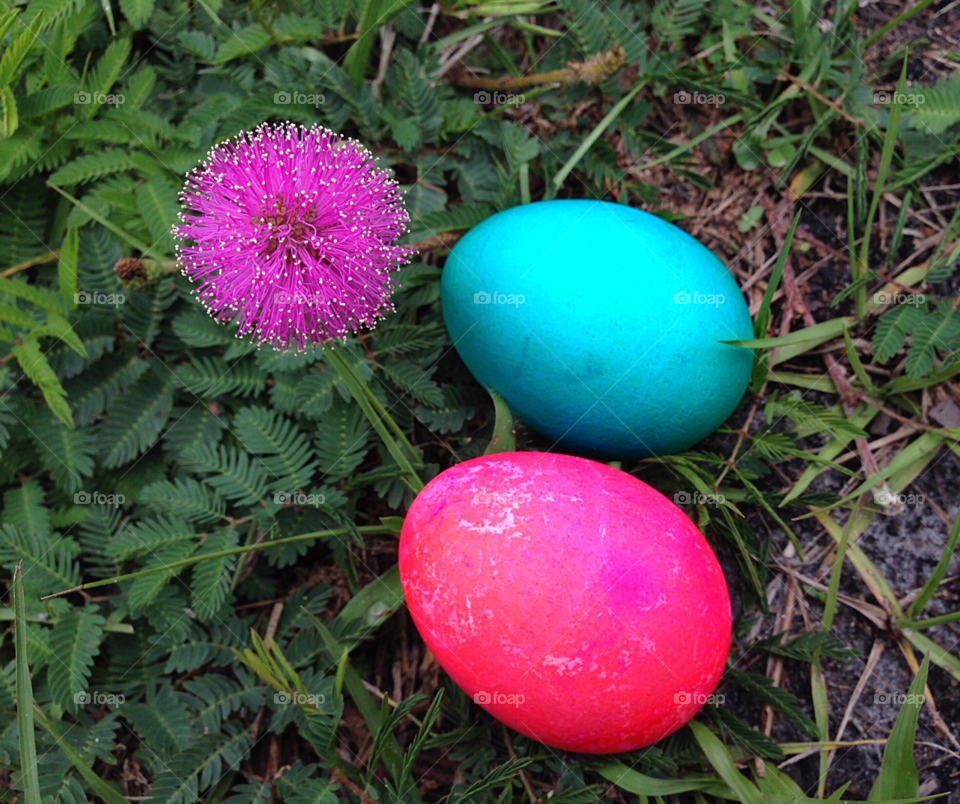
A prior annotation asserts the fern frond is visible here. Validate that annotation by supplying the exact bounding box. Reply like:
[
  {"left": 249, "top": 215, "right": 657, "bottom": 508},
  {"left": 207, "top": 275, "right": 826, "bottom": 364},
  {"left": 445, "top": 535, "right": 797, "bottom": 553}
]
[
  {"left": 905, "top": 298, "right": 960, "bottom": 378},
  {"left": 48, "top": 149, "right": 137, "bottom": 185},
  {"left": 233, "top": 406, "right": 318, "bottom": 491},
  {"left": 313, "top": 398, "right": 370, "bottom": 481},
  {"left": 107, "top": 514, "right": 195, "bottom": 562},
  {"left": 651, "top": 0, "right": 705, "bottom": 44},
  {"left": 99, "top": 371, "right": 176, "bottom": 468},
  {"left": 147, "top": 722, "right": 249, "bottom": 804},
  {"left": 176, "top": 356, "right": 268, "bottom": 399},
  {"left": 181, "top": 443, "right": 269, "bottom": 505},
  {"left": 140, "top": 477, "right": 226, "bottom": 524},
  {"left": 29, "top": 414, "right": 97, "bottom": 493},
  {"left": 189, "top": 526, "right": 238, "bottom": 623},
  {"left": 125, "top": 681, "right": 195, "bottom": 755},
  {"left": 872, "top": 301, "right": 926, "bottom": 363},
  {"left": 184, "top": 674, "right": 267, "bottom": 733},
  {"left": 0, "top": 524, "right": 80, "bottom": 596},
  {"left": 48, "top": 602, "right": 106, "bottom": 713},
  {"left": 907, "top": 71, "right": 960, "bottom": 135}
]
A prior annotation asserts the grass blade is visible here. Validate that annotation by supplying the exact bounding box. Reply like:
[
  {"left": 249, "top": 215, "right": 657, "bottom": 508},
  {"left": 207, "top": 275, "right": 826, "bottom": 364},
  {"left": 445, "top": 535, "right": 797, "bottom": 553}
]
[
  {"left": 689, "top": 721, "right": 763, "bottom": 804},
  {"left": 484, "top": 387, "right": 516, "bottom": 454},
  {"left": 868, "top": 654, "right": 929, "bottom": 800},
  {"left": 13, "top": 565, "right": 42, "bottom": 804}
]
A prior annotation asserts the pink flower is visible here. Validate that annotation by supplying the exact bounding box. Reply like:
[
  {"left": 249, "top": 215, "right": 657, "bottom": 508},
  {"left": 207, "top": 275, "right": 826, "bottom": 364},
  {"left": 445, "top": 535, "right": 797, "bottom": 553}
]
[{"left": 176, "top": 122, "right": 412, "bottom": 350}]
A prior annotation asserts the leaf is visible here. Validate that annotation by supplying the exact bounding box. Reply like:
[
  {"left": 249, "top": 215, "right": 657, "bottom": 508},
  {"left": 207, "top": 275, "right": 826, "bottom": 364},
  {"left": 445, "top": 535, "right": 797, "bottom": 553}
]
[
  {"left": 99, "top": 371, "right": 176, "bottom": 468},
  {"left": 48, "top": 149, "right": 137, "bottom": 185},
  {"left": 135, "top": 176, "right": 179, "bottom": 255},
  {"left": 139, "top": 477, "right": 226, "bottom": 524},
  {"left": 59, "top": 227, "right": 79, "bottom": 309},
  {"left": 12, "top": 565, "right": 42, "bottom": 804},
  {"left": 119, "top": 0, "right": 153, "bottom": 29},
  {"left": 183, "top": 444, "right": 269, "bottom": 505},
  {"left": 688, "top": 721, "right": 763, "bottom": 804},
  {"left": 724, "top": 669, "right": 820, "bottom": 739},
  {"left": 47, "top": 602, "right": 106, "bottom": 713},
  {"left": 868, "top": 654, "right": 929, "bottom": 801},
  {"left": 13, "top": 339, "right": 74, "bottom": 426},
  {"left": 215, "top": 25, "right": 272, "bottom": 64},
  {"left": 189, "top": 527, "right": 238, "bottom": 623},
  {"left": 125, "top": 681, "right": 195, "bottom": 755},
  {"left": 484, "top": 387, "right": 515, "bottom": 454},
  {"left": 596, "top": 761, "right": 730, "bottom": 796}
]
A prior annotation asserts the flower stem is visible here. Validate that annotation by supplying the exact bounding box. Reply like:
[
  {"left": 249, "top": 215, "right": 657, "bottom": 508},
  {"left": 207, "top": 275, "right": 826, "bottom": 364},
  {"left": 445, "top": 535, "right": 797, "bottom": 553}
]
[{"left": 326, "top": 347, "right": 425, "bottom": 493}]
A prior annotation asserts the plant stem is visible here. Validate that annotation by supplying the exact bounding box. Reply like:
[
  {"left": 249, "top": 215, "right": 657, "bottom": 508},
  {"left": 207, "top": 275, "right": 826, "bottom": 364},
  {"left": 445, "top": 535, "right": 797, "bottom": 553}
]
[
  {"left": 42, "top": 525, "right": 396, "bottom": 599},
  {"left": 326, "top": 346, "right": 424, "bottom": 492}
]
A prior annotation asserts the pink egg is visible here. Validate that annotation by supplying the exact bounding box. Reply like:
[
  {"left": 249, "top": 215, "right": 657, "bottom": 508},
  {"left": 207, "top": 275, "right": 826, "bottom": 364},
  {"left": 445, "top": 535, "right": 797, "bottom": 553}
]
[{"left": 399, "top": 452, "right": 731, "bottom": 754}]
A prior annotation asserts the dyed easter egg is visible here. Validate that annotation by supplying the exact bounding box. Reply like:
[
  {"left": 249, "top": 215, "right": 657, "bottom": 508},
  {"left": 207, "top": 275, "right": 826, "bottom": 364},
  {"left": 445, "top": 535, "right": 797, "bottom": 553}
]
[
  {"left": 399, "top": 452, "right": 731, "bottom": 754},
  {"left": 440, "top": 200, "right": 753, "bottom": 457}
]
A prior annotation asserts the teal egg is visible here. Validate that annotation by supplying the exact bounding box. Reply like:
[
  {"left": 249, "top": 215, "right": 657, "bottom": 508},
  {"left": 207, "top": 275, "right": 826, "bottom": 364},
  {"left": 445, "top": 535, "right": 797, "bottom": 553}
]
[{"left": 440, "top": 200, "right": 754, "bottom": 457}]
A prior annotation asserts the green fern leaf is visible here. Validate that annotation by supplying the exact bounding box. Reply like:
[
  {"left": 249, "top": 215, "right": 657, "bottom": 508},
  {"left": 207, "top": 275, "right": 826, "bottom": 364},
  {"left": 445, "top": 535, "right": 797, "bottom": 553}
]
[
  {"left": 162, "top": 405, "right": 226, "bottom": 458},
  {"left": 214, "top": 25, "right": 272, "bottom": 64},
  {"left": 107, "top": 514, "right": 195, "bottom": 562},
  {"left": 184, "top": 674, "right": 267, "bottom": 733},
  {"left": 127, "top": 540, "right": 198, "bottom": 616},
  {"left": 86, "top": 38, "right": 132, "bottom": 101},
  {"left": 125, "top": 680, "right": 195, "bottom": 755},
  {"left": 48, "top": 602, "right": 105, "bottom": 713},
  {"left": 556, "top": 0, "right": 609, "bottom": 55},
  {"left": 380, "top": 359, "right": 444, "bottom": 407},
  {"left": 905, "top": 299, "right": 960, "bottom": 378},
  {"left": 29, "top": 414, "right": 97, "bottom": 494},
  {"left": 147, "top": 722, "right": 249, "bottom": 804},
  {"left": 233, "top": 406, "right": 318, "bottom": 491},
  {"left": 135, "top": 176, "right": 179, "bottom": 254},
  {"left": 99, "top": 371, "right": 176, "bottom": 468},
  {"left": 48, "top": 149, "right": 137, "bottom": 185},
  {"left": 907, "top": 71, "right": 960, "bottom": 135},
  {"left": 119, "top": 0, "right": 153, "bottom": 29},
  {"left": 314, "top": 397, "right": 370, "bottom": 480},
  {"left": 176, "top": 356, "right": 268, "bottom": 398},
  {"left": 0, "top": 524, "right": 80, "bottom": 596},
  {"left": 189, "top": 526, "right": 238, "bottom": 623},
  {"left": 651, "top": 0, "right": 705, "bottom": 43},
  {"left": 872, "top": 301, "right": 926, "bottom": 363},
  {"left": 182, "top": 444, "right": 269, "bottom": 505},
  {"left": 295, "top": 369, "right": 341, "bottom": 419},
  {"left": 140, "top": 477, "right": 226, "bottom": 523}
]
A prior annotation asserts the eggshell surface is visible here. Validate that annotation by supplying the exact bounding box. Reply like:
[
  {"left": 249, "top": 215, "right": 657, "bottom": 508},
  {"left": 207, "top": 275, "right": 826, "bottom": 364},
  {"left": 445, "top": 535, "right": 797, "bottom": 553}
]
[
  {"left": 440, "top": 199, "right": 753, "bottom": 457},
  {"left": 399, "top": 452, "right": 731, "bottom": 754}
]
